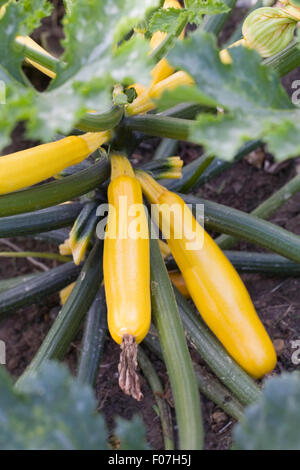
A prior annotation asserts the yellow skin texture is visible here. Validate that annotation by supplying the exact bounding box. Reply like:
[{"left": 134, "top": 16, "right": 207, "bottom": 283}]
[
  {"left": 103, "top": 156, "right": 151, "bottom": 345},
  {"left": 137, "top": 172, "right": 277, "bottom": 379},
  {"left": 130, "top": 0, "right": 184, "bottom": 106},
  {"left": 126, "top": 71, "right": 194, "bottom": 115},
  {"left": 0, "top": 132, "right": 109, "bottom": 195},
  {"left": 168, "top": 270, "right": 190, "bottom": 298}
]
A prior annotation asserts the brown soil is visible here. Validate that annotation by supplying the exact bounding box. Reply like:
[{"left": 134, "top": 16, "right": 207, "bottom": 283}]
[{"left": 1, "top": 0, "right": 300, "bottom": 451}]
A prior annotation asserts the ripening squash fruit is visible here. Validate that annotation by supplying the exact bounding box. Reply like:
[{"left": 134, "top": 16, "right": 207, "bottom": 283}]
[
  {"left": 135, "top": 171, "right": 277, "bottom": 379},
  {"left": 103, "top": 154, "right": 151, "bottom": 400}
]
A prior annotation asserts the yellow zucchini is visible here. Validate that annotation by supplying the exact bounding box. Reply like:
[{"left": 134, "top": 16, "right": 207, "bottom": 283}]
[
  {"left": 103, "top": 154, "right": 151, "bottom": 400},
  {"left": 0, "top": 131, "right": 110, "bottom": 195},
  {"left": 136, "top": 171, "right": 277, "bottom": 379}
]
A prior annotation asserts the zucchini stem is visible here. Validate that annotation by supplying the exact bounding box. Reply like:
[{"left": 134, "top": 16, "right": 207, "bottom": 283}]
[
  {"left": 138, "top": 346, "right": 175, "bottom": 450},
  {"left": 119, "top": 334, "right": 143, "bottom": 401}
]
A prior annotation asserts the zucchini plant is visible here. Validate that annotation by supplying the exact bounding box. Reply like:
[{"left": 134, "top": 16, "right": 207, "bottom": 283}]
[{"left": 1, "top": 0, "right": 300, "bottom": 450}]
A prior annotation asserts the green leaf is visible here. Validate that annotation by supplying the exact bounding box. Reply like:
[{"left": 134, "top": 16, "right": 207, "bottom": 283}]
[
  {"left": 185, "top": 0, "right": 230, "bottom": 24},
  {"left": 233, "top": 372, "right": 300, "bottom": 450},
  {"left": 149, "top": 8, "right": 188, "bottom": 35},
  {"left": 148, "top": 1, "right": 229, "bottom": 36},
  {"left": 165, "top": 30, "right": 300, "bottom": 161},
  {"left": 115, "top": 415, "right": 150, "bottom": 450},
  {"left": 63, "top": 0, "right": 74, "bottom": 16},
  {"left": 0, "top": 361, "right": 108, "bottom": 450},
  {"left": 53, "top": 0, "right": 160, "bottom": 88},
  {"left": 0, "top": 81, "right": 35, "bottom": 150},
  {"left": 0, "top": 0, "right": 52, "bottom": 84},
  {"left": 0, "top": 0, "right": 161, "bottom": 149}
]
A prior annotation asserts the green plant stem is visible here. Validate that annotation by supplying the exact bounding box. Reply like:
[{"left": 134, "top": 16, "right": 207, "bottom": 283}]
[
  {"left": 0, "top": 159, "right": 110, "bottom": 217},
  {"left": 153, "top": 138, "right": 179, "bottom": 160},
  {"left": 174, "top": 288, "right": 261, "bottom": 406},
  {"left": 182, "top": 193, "right": 300, "bottom": 263},
  {"left": 75, "top": 107, "right": 123, "bottom": 132},
  {"left": 161, "top": 103, "right": 204, "bottom": 119},
  {"left": 0, "top": 262, "right": 81, "bottom": 320},
  {"left": 144, "top": 333, "right": 245, "bottom": 421},
  {"left": 225, "top": 251, "right": 300, "bottom": 275},
  {"left": 263, "top": 42, "right": 300, "bottom": 78},
  {"left": 137, "top": 346, "right": 175, "bottom": 450},
  {"left": 0, "top": 203, "right": 82, "bottom": 238},
  {"left": 29, "top": 229, "right": 69, "bottom": 245},
  {"left": 150, "top": 13, "right": 188, "bottom": 63},
  {"left": 167, "top": 250, "right": 300, "bottom": 276},
  {"left": 124, "top": 114, "right": 192, "bottom": 141},
  {"left": 17, "top": 39, "right": 60, "bottom": 74},
  {"left": 0, "top": 274, "right": 36, "bottom": 293},
  {"left": 150, "top": 236, "right": 203, "bottom": 450},
  {"left": 216, "top": 172, "right": 300, "bottom": 250},
  {"left": 201, "top": 0, "right": 237, "bottom": 35},
  {"left": 0, "top": 251, "right": 71, "bottom": 263},
  {"left": 15, "top": 241, "right": 103, "bottom": 391},
  {"left": 194, "top": 364, "right": 244, "bottom": 421},
  {"left": 77, "top": 287, "right": 107, "bottom": 387}
]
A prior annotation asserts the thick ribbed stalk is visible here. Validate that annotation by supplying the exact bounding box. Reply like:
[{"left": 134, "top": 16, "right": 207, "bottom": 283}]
[
  {"left": 153, "top": 138, "right": 179, "bottom": 160},
  {"left": 144, "top": 333, "right": 244, "bottom": 421},
  {"left": 30, "top": 228, "right": 70, "bottom": 245},
  {"left": 161, "top": 103, "right": 204, "bottom": 119},
  {"left": 225, "top": 251, "right": 300, "bottom": 275},
  {"left": 124, "top": 114, "right": 192, "bottom": 141},
  {"left": 216, "top": 172, "right": 300, "bottom": 250},
  {"left": 76, "top": 107, "right": 123, "bottom": 132},
  {"left": 0, "top": 274, "right": 36, "bottom": 293},
  {"left": 167, "top": 250, "right": 300, "bottom": 276},
  {"left": 15, "top": 241, "right": 103, "bottom": 390},
  {"left": 0, "top": 262, "right": 81, "bottom": 319},
  {"left": 16, "top": 37, "right": 60, "bottom": 74},
  {"left": 201, "top": 0, "right": 237, "bottom": 35},
  {"left": 263, "top": 41, "right": 300, "bottom": 77},
  {"left": 138, "top": 347, "right": 175, "bottom": 450},
  {"left": 174, "top": 289, "right": 261, "bottom": 406},
  {"left": 0, "top": 203, "right": 82, "bottom": 238},
  {"left": 0, "top": 159, "right": 110, "bottom": 217},
  {"left": 182, "top": 193, "right": 300, "bottom": 263},
  {"left": 194, "top": 364, "right": 244, "bottom": 421},
  {"left": 77, "top": 287, "right": 107, "bottom": 386},
  {"left": 150, "top": 236, "right": 203, "bottom": 450}
]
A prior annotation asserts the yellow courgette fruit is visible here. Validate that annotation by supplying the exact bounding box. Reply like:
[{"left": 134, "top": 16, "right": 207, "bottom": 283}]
[
  {"left": 136, "top": 171, "right": 277, "bottom": 379},
  {"left": 59, "top": 282, "right": 75, "bottom": 306},
  {"left": 219, "top": 39, "right": 246, "bottom": 64},
  {"left": 158, "top": 239, "right": 171, "bottom": 258},
  {"left": 158, "top": 240, "right": 190, "bottom": 297},
  {"left": 103, "top": 154, "right": 151, "bottom": 400},
  {"left": 150, "top": 0, "right": 184, "bottom": 85},
  {"left": 0, "top": 131, "right": 110, "bottom": 195},
  {"left": 15, "top": 36, "right": 56, "bottom": 78},
  {"left": 168, "top": 270, "right": 190, "bottom": 298},
  {"left": 126, "top": 70, "right": 194, "bottom": 115}
]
